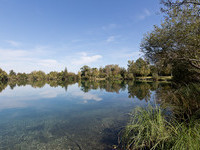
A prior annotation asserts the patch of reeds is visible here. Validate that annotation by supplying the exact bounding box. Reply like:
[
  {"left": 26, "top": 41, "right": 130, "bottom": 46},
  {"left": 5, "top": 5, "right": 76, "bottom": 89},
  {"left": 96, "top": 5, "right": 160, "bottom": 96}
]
[{"left": 118, "top": 104, "right": 200, "bottom": 150}]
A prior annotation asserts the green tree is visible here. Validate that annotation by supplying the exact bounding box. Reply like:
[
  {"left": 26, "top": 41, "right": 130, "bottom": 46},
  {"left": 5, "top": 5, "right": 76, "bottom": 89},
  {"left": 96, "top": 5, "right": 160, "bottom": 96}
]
[
  {"left": 16, "top": 73, "right": 28, "bottom": 81},
  {"left": 9, "top": 70, "right": 16, "bottom": 76},
  {"left": 141, "top": 0, "right": 200, "bottom": 82},
  {"left": 91, "top": 68, "right": 99, "bottom": 79},
  {"left": 99, "top": 67, "right": 106, "bottom": 78},
  {"left": 47, "top": 71, "right": 58, "bottom": 80},
  {"left": 29, "top": 71, "right": 46, "bottom": 81},
  {"left": 120, "top": 67, "right": 127, "bottom": 79},
  {"left": 63, "top": 67, "right": 68, "bottom": 80},
  {"left": 0, "top": 68, "right": 8, "bottom": 82},
  {"left": 135, "top": 58, "right": 150, "bottom": 76},
  {"left": 80, "top": 65, "right": 91, "bottom": 79},
  {"left": 127, "top": 60, "right": 136, "bottom": 79}
]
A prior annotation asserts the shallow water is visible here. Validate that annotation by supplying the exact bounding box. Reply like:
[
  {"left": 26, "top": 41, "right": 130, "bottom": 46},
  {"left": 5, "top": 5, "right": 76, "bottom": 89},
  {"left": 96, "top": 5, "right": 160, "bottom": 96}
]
[{"left": 0, "top": 81, "right": 159, "bottom": 150}]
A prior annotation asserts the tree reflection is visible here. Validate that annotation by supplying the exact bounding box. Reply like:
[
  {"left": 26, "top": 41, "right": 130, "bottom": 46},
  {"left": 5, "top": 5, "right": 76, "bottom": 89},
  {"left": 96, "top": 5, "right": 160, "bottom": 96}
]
[
  {"left": 0, "top": 82, "right": 8, "bottom": 93},
  {"left": 0, "top": 80, "right": 176, "bottom": 104},
  {"left": 127, "top": 82, "right": 151, "bottom": 101},
  {"left": 80, "top": 80, "right": 126, "bottom": 94},
  {"left": 156, "top": 83, "right": 200, "bottom": 121}
]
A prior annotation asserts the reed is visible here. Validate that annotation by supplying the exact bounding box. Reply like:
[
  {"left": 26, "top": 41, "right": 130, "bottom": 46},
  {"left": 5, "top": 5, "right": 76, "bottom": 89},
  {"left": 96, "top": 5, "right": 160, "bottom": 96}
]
[{"left": 119, "top": 104, "right": 200, "bottom": 150}]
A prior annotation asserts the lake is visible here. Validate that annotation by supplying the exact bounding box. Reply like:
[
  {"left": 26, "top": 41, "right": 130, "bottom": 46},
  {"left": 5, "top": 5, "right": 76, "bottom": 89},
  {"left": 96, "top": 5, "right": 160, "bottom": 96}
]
[{"left": 0, "top": 81, "right": 167, "bottom": 150}]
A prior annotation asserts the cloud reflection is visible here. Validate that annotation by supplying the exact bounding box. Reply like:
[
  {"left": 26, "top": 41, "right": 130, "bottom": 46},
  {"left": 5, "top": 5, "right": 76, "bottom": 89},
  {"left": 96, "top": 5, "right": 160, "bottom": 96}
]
[
  {"left": 0, "top": 85, "right": 65, "bottom": 110},
  {"left": 71, "top": 91, "right": 102, "bottom": 103}
]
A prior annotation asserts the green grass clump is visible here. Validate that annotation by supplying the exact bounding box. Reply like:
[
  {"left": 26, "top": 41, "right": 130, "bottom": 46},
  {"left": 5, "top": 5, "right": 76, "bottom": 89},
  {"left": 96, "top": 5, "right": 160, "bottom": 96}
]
[{"left": 119, "top": 105, "right": 200, "bottom": 150}]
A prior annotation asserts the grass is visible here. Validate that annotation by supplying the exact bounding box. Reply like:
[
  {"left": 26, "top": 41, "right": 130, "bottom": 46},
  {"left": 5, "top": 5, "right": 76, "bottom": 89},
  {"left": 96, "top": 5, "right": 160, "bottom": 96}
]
[{"left": 118, "top": 104, "right": 200, "bottom": 150}]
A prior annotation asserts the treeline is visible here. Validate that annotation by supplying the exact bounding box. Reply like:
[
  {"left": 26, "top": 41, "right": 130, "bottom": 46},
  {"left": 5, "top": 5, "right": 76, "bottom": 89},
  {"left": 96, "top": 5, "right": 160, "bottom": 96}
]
[
  {"left": 80, "top": 58, "right": 171, "bottom": 80},
  {"left": 0, "top": 68, "right": 78, "bottom": 83},
  {"left": 0, "top": 58, "right": 172, "bottom": 83},
  {"left": 79, "top": 57, "right": 171, "bottom": 80}
]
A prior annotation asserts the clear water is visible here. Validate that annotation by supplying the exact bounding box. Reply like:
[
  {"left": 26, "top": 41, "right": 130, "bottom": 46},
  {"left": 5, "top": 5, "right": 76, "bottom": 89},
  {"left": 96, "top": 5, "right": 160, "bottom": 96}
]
[{"left": 0, "top": 82, "right": 159, "bottom": 150}]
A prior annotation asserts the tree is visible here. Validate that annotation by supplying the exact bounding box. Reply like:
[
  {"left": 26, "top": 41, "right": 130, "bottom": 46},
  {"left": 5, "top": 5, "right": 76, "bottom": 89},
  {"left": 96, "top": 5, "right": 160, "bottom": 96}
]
[
  {"left": 127, "top": 60, "right": 136, "bottom": 77},
  {"left": 91, "top": 68, "right": 99, "bottom": 79},
  {"left": 141, "top": 0, "right": 200, "bottom": 82},
  {"left": 9, "top": 70, "right": 16, "bottom": 76},
  {"left": 135, "top": 58, "right": 150, "bottom": 76},
  {"left": 80, "top": 65, "right": 91, "bottom": 79},
  {"left": 120, "top": 67, "right": 127, "bottom": 79},
  {"left": 47, "top": 71, "right": 58, "bottom": 80},
  {"left": 77, "top": 71, "right": 81, "bottom": 79},
  {"left": 103, "top": 65, "right": 122, "bottom": 79},
  {"left": 0, "top": 68, "right": 8, "bottom": 82},
  {"left": 16, "top": 73, "right": 28, "bottom": 81},
  {"left": 29, "top": 71, "right": 46, "bottom": 81},
  {"left": 63, "top": 67, "right": 68, "bottom": 77}
]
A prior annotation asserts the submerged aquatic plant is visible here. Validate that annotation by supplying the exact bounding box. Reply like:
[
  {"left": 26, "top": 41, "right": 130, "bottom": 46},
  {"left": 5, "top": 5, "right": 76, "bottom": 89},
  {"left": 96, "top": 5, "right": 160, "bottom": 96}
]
[{"left": 119, "top": 105, "right": 200, "bottom": 150}]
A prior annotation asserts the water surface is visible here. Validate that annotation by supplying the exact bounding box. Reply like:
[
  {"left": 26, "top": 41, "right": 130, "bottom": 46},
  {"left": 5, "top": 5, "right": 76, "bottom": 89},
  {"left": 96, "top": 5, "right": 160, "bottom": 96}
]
[{"left": 0, "top": 81, "right": 161, "bottom": 150}]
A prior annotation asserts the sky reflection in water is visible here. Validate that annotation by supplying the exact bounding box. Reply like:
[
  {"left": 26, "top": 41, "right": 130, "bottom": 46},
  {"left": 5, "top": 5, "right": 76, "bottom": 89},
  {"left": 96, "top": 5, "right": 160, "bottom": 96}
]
[{"left": 0, "top": 82, "right": 155, "bottom": 150}]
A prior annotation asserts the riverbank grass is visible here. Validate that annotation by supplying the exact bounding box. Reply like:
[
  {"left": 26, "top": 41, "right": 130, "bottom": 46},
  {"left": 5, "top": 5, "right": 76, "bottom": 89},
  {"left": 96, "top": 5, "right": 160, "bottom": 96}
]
[{"left": 119, "top": 105, "right": 200, "bottom": 150}]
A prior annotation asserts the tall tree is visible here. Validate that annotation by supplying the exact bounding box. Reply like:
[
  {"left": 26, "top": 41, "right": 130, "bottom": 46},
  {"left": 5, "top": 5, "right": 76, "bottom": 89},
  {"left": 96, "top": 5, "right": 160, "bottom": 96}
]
[
  {"left": 141, "top": 0, "right": 200, "bottom": 82},
  {"left": 135, "top": 58, "right": 150, "bottom": 76}
]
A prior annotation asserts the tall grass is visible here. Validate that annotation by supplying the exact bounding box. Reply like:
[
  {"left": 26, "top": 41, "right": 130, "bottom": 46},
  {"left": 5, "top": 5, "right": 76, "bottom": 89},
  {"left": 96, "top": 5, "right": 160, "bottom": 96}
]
[{"left": 118, "top": 105, "right": 200, "bottom": 150}]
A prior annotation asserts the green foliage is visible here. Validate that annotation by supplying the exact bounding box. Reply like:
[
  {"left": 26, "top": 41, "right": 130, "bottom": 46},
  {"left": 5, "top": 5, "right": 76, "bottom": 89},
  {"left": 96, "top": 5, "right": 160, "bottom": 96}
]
[
  {"left": 158, "top": 83, "right": 200, "bottom": 121},
  {"left": 29, "top": 71, "right": 46, "bottom": 81},
  {"left": 80, "top": 64, "right": 125, "bottom": 80},
  {"left": 141, "top": 0, "right": 200, "bottom": 82},
  {"left": 4, "top": 59, "right": 171, "bottom": 83},
  {"left": 120, "top": 67, "right": 127, "bottom": 79},
  {"left": 126, "top": 73, "right": 134, "bottom": 80},
  {"left": 9, "top": 70, "right": 16, "bottom": 76},
  {"left": 128, "top": 58, "right": 151, "bottom": 77},
  {"left": 47, "top": 71, "right": 59, "bottom": 80},
  {"left": 127, "top": 60, "right": 136, "bottom": 78},
  {"left": 119, "top": 104, "right": 200, "bottom": 150},
  {"left": 16, "top": 73, "right": 28, "bottom": 81},
  {"left": 0, "top": 82, "right": 8, "bottom": 92},
  {"left": 135, "top": 58, "right": 150, "bottom": 76},
  {"left": 152, "top": 73, "right": 159, "bottom": 81},
  {"left": 80, "top": 65, "right": 91, "bottom": 79},
  {"left": 128, "top": 82, "right": 151, "bottom": 101},
  {"left": 0, "top": 68, "right": 8, "bottom": 82},
  {"left": 47, "top": 68, "right": 77, "bottom": 82}
]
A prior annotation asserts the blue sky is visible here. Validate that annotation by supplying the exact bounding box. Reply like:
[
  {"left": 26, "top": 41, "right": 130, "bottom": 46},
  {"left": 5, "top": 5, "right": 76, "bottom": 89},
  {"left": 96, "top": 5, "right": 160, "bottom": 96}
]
[{"left": 0, "top": 0, "right": 163, "bottom": 73}]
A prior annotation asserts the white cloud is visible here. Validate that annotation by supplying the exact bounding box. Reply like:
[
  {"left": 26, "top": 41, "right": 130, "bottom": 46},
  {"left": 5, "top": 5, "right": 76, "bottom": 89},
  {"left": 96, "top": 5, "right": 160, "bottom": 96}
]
[
  {"left": 5, "top": 40, "right": 21, "bottom": 47},
  {"left": 72, "top": 52, "right": 102, "bottom": 65},
  {"left": 138, "top": 9, "right": 151, "bottom": 20},
  {"left": 106, "top": 36, "right": 115, "bottom": 43},
  {"left": 0, "top": 48, "right": 65, "bottom": 73},
  {"left": 0, "top": 46, "right": 103, "bottom": 73},
  {"left": 102, "top": 23, "right": 118, "bottom": 30}
]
